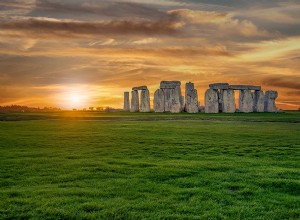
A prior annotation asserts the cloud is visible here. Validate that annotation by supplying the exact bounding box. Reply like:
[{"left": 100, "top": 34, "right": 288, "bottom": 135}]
[
  {"left": 0, "top": 16, "right": 183, "bottom": 39},
  {"left": 262, "top": 76, "right": 300, "bottom": 90}
]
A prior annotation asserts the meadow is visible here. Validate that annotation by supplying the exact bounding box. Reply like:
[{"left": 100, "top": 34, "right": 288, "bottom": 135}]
[{"left": 0, "top": 111, "right": 299, "bottom": 219}]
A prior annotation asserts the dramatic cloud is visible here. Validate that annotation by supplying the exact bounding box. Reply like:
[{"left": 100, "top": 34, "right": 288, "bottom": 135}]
[{"left": 0, "top": 0, "right": 299, "bottom": 110}]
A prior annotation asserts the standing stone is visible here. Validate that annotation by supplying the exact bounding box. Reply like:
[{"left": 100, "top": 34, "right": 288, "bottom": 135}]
[
  {"left": 253, "top": 91, "right": 264, "bottom": 112},
  {"left": 170, "top": 86, "right": 182, "bottom": 113},
  {"left": 185, "top": 82, "right": 199, "bottom": 113},
  {"left": 123, "top": 92, "right": 130, "bottom": 112},
  {"left": 163, "top": 89, "right": 172, "bottom": 112},
  {"left": 140, "top": 89, "right": 150, "bottom": 112},
  {"left": 154, "top": 89, "right": 164, "bottom": 112},
  {"left": 181, "top": 96, "right": 185, "bottom": 112},
  {"left": 130, "top": 90, "right": 139, "bottom": 112},
  {"left": 222, "top": 89, "right": 235, "bottom": 113},
  {"left": 239, "top": 90, "right": 253, "bottom": 113},
  {"left": 218, "top": 90, "right": 224, "bottom": 112},
  {"left": 205, "top": 89, "right": 219, "bottom": 113},
  {"left": 264, "top": 91, "right": 278, "bottom": 112}
]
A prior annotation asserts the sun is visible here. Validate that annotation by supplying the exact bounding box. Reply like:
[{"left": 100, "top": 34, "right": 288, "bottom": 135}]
[
  {"left": 59, "top": 87, "right": 90, "bottom": 109},
  {"left": 69, "top": 92, "right": 85, "bottom": 108}
]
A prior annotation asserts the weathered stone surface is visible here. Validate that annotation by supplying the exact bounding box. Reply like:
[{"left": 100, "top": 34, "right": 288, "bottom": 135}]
[
  {"left": 170, "top": 86, "right": 182, "bottom": 113},
  {"left": 160, "top": 81, "right": 181, "bottom": 89},
  {"left": 132, "top": 86, "right": 147, "bottom": 91},
  {"left": 264, "top": 90, "right": 278, "bottom": 112},
  {"left": 209, "top": 83, "right": 229, "bottom": 90},
  {"left": 162, "top": 86, "right": 182, "bottom": 113},
  {"left": 229, "top": 85, "right": 261, "bottom": 91},
  {"left": 218, "top": 90, "right": 224, "bottom": 112},
  {"left": 239, "top": 90, "right": 254, "bottom": 113},
  {"left": 185, "top": 82, "right": 199, "bottom": 113},
  {"left": 205, "top": 89, "right": 219, "bottom": 113},
  {"left": 222, "top": 89, "right": 235, "bottom": 113},
  {"left": 140, "top": 89, "right": 150, "bottom": 112},
  {"left": 154, "top": 89, "right": 164, "bottom": 112},
  {"left": 253, "top": 91, "right": 264, "bottom": 112},
  {"left": 130, "top": 90, "right": 139, "bottom": 112},
  {"left": 181, "top": 96, "right": 185, "bottom": 112},
  {"left": 163, "top": 89, "right": 172, "bottom": 112},
  {"left": 123, "top": 92, "right": 130, "bottom": 112}
]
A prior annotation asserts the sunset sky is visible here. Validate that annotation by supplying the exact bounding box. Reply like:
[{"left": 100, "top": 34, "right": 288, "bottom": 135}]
[{"left": 0, "top": 0, "right": 299, "bottom": 110}]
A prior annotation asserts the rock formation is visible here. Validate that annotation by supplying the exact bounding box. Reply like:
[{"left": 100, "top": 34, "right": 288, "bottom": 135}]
[
  {"left": 130, "top": 90, "right": 139, "bottom": 112},
  {"left": 125, "top": 81, "right": 278, "bottom": 114},
  {"left": 123, "top": 92, "right": 130, "bottom": 112},
  {"left": 222, "top": 89, "right": 235, "bottom": 113},
  {"left": 185, "top": 82, "right": 199, "bottom": 113},
  {"left": 239, "top": 90, "right": 254, "bottom": 113},
  {"left": 264, "top": 91, "right": 278, "bottom": 112},
  {"left": 205, "top": 89, "right": 219, "bottom": 113}
]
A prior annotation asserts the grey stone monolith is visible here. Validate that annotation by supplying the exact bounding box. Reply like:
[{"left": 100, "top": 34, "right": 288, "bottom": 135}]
[
  {"left": 185, "top": 82, "right": 199, "bottom": 113},
  {"left": 253, "top": 91, "right": 264, "bottom": 112},
  {"left": 163, "top": 88, "right": 172, "bottom": 112},
  {"left": 140, "top": 89, "right": 150, "bottom": 112},
  {"left": 124, "top": 92, "right": 130, "bottom": 112},
  {"left": 205, "top": 89, "right": 219, "bottom": 113},
  {"left": 264, "top": 90, "right": 278, "bottom": 112},
  {"left": 170, "top": 86, "right": 182, "bottom": 113},
  {"left": 130, "top": 90, "right": 139, "bottom": 112},
  {"left": 181, "top": 96, "right": 185, "bottom": 112},
  {"left": 154, "top": 89, "right": 164, "bottom": 112},
  {"left": 222, "top": 89, "right": 235, "bottom": 113},
  {"left": 239, "top": 90, "right": 253, "bottom": 113},
  {"left": 218, "top": 90, "right": 224, "bottom": 112}
]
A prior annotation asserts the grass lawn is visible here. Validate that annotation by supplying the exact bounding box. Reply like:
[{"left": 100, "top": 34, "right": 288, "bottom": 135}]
[{"left": 0, "top": 112, "right": 299, "bottom": 219}]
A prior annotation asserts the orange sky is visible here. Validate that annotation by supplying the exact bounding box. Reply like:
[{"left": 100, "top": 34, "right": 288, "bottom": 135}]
[{"left": 0, "top": 0, "right": 299, "bottom": 110}]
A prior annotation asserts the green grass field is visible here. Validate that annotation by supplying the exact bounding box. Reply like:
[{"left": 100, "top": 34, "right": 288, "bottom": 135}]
[{"left": 1, "top": 112, "right": 299, "bottom": 219}]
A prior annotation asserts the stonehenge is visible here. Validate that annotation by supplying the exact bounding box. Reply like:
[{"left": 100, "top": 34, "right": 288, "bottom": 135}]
[
  {"left": 204, "top": 83, "right": 277, "bottom": 113},
  {"left": 124, "top": 81, "right": 279, "bottom": 113}
]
